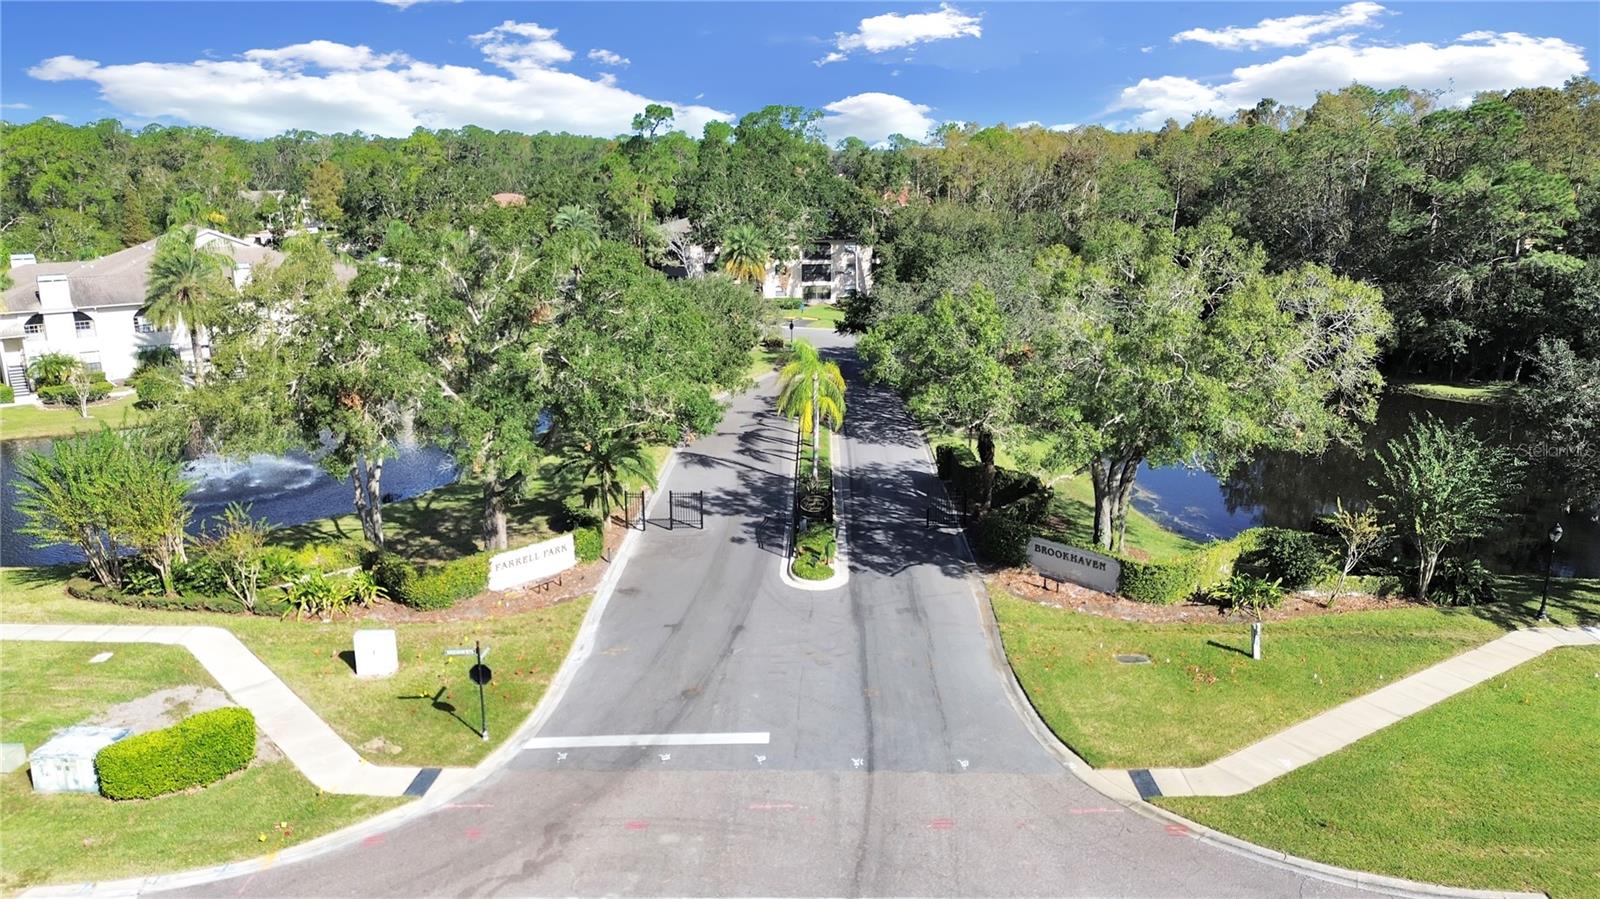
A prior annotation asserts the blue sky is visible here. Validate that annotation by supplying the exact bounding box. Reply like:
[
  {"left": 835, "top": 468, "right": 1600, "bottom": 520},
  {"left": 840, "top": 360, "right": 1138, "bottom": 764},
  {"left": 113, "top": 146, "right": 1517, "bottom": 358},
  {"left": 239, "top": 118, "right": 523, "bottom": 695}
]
[{"left": 1, "top": 2, "right": 1593, "bottom": 143}]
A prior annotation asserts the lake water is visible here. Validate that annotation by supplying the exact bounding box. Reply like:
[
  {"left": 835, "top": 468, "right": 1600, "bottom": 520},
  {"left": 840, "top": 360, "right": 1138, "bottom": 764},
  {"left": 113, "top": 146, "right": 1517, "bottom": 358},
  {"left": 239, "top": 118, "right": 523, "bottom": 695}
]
[
  {"left": 0, "top": 440, "right": 458, "bottom": 567},
  {"left": 1131, "top": 392, "right": 1600, "bottom": 577}
]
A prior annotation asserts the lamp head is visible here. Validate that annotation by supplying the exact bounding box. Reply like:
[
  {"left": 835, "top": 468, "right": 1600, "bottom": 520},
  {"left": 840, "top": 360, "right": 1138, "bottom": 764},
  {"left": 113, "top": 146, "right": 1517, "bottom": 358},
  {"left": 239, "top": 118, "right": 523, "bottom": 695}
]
[{"left": 1549, "top": 522, "right": 1564, "bottom": 545}]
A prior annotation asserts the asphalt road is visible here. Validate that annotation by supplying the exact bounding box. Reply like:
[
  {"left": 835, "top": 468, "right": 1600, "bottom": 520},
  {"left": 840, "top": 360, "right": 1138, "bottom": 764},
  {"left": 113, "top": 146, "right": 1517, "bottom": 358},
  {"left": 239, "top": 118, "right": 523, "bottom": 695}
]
[{"left": 192, "top": 329, "right": 1387, "bottom": 898}]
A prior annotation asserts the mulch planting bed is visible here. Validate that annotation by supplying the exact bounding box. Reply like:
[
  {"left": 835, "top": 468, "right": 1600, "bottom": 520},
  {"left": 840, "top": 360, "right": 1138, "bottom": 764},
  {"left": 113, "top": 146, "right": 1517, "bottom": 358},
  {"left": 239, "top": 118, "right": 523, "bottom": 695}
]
[{"left": 989, "top": 567, "right": 1418, "bottom": 624}]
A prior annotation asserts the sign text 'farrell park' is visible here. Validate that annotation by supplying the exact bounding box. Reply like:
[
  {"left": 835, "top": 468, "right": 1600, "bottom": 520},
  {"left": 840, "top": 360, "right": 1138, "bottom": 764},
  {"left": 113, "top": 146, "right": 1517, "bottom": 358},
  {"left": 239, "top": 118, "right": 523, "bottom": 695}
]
[
  {"left": 489, "top": 534, "right": 577, "bottom": 592},
  {"left": 1028, "top": 536, "right": 1122, "bottom": 594}
]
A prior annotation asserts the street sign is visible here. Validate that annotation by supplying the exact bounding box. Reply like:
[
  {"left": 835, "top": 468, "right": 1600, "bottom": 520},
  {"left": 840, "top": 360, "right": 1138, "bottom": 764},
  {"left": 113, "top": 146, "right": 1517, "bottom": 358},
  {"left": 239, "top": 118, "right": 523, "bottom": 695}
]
[{"left": 469, "top": 664, "right": 493, "bottom": 686}]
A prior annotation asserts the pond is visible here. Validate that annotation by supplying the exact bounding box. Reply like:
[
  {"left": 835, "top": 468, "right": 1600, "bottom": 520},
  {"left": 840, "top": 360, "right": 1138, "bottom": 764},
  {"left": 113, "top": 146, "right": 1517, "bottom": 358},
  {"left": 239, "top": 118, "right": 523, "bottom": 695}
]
[
  {"left": 1130, "top": 391, "right": 1600, "bottom": 577},
  {"left": 0, "top": 439, "right": 459, "bottom": 567}
]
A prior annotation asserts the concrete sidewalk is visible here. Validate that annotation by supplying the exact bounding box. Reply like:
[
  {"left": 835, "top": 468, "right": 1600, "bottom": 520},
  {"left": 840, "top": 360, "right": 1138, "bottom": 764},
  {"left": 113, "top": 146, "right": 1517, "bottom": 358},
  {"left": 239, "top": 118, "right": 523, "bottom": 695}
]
[
  {"left": 1109, "top": 625, "right": 1600, "bottom": 798},
  {"left": 0, "top": 622, "right": 456, "bottom": 797}
]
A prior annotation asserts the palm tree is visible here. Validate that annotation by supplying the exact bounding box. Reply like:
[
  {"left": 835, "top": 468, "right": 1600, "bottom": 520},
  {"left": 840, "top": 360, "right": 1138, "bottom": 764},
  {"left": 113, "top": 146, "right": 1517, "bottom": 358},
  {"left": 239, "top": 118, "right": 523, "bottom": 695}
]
[
  {"left": 145, "top": 227, "right": 230, "bottom": 385},
  {"left": 562, "top": 429, "right": 658, "bottom": 523},
  {"left": 719, "top": 224, "right": 769, "bottom": 287},
  {"left": 777, "top": 339, "right": 845, "bottom": 482}
]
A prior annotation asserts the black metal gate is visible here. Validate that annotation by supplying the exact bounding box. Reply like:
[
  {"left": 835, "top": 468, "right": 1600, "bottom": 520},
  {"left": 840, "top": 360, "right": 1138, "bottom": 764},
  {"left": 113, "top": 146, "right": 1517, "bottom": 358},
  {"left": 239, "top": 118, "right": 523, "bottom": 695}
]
[
  {"left": 621, "top": 491, "right": 648, "bottom": 530},
  {"left": 668, "top": 490, "right": 704, "bottom": 530}
]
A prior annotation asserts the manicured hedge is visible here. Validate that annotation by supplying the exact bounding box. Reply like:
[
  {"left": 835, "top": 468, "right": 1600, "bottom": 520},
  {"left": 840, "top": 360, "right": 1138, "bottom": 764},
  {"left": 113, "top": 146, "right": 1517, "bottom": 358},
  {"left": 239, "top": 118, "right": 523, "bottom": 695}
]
[
  {"left": 66, "top": 577, "right": 290, "bottom": 617},
  {"left": 96, "top": 707, "right": 256, "bottom": 799},
  {"left": 1095, "top": 529, "right": 1262, "bottom": 605},
  {"left": 573, "top": 527, "right": 603, "bottom": 563},
  {"left": 38, "top": 380, "right": 114, "bottom": 405},
  {"left": 371, "top": 552, "right": 488, "bottom": 610}
]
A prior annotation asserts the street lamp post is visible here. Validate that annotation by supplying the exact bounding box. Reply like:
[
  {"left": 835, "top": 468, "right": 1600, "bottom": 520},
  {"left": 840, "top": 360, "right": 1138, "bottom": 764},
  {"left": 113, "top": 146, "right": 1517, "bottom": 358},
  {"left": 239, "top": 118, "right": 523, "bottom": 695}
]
[
  {"left": 788, "top": 319, "right": 795, "bottom": 345},
  {"left": 1537, "top": 522, "right": 1563, "bottom": 621}
]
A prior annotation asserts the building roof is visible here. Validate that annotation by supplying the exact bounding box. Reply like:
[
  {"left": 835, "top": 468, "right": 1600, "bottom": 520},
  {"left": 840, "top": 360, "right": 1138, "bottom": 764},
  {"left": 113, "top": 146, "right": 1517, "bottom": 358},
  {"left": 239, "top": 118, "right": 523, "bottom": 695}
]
[
  {"left": 491, "top": 192, "right": 527, "bottom": 207},
  {"left": 3, "top": 230, "right": 352, "bottom": 316}
]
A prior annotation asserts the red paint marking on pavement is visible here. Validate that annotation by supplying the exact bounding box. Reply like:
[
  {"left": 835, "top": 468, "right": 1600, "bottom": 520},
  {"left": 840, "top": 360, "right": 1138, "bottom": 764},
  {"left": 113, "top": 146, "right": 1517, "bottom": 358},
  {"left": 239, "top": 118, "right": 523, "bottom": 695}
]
[
  {"left": 362, "top": 835, "right": 386, "bottom": 847},
  {"left": 624, "top": 820, "right": 649, "bottom": 831},
  {"left": 928, "top": 818, "right": 955, "bottom": 830},
  {"left": 1068, "top": 807, "right": 1113, "bottom": 815},
  {"left": 464, "top": 827, "right": 483, "bottom": 841},
  {"left": 1164, "top": 823, "right": 1192, "bottom": 837},
  {"left": 748, "top": 802, "right": 800, "bottom": 811}
]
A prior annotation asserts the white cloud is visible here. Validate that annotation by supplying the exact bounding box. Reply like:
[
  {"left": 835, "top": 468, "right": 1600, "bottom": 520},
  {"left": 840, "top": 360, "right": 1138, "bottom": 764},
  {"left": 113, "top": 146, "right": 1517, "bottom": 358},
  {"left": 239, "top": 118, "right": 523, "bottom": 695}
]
[
  {"left": 25, "top": 30, "right": 729, "bottom": 140},
  {"left": 821, "top": 92, "right": 934, "bottom": 145},
  {"left": 1048, "top": 123, "right": 1078, "bottom": 132},
  {"left": 470, "top": 20, "right": 573, "bottom": 71},
  {"left": 1172, "top": 2, "right": 1387, "bottom": 51},
  {"left": 587, "top": 48, "right": 630, "bottom": 67},
  {"left": 244, "top": 41, "right": 407, "bottom": 71},
  {"left": 817, "top": 4, "right": 981, "bottom": 65},
  {"left": 0, "top": 102, "right": 31, "bottom": 110},
  {"left": 376, "top": 0, "right": 459, "bottom": 9},
  {"left": 45, "top": 113, "right": 67, "bottom": 122},
  {"left": 1114, "top": 31, "right": 1588, "bottom": 128}
]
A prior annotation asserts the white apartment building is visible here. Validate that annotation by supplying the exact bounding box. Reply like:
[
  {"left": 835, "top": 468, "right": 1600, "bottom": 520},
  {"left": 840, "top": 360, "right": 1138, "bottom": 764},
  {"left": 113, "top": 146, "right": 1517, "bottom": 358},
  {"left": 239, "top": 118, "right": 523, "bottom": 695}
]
[
  {"left": 1, "top": 230, "right": 284, "bottom": 395},
  {"left": 760, "top": 240, "right": 873, "bottom": 304}
]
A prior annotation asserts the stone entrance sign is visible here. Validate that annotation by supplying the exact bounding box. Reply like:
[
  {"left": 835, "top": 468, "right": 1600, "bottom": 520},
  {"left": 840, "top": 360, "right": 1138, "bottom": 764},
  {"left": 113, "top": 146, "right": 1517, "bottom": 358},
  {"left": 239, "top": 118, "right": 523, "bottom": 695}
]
[
  {"left": 353, "top": 629, "right": 399, "bottom": 678},
  {"left": 488, "top": 534, "right": 577, "bottom": 592},
  {"left": 1028, "top": 536, "right": 1121, "bottom": 594}
]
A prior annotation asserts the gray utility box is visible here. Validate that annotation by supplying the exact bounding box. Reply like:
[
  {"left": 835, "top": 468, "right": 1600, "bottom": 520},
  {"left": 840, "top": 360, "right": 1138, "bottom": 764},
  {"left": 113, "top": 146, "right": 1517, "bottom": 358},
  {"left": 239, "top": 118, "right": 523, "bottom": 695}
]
[{"left": 29, "top": 726, "right": 130, "bottom": 793}]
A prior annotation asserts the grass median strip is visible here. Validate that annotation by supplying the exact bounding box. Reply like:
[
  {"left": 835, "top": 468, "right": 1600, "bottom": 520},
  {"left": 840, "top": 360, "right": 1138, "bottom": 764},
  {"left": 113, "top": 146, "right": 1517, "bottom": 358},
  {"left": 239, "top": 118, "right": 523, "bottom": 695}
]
[
  {"left": 1159, "top": 646, "right": 1600, "bottom": 897},
  {"left": 0, "top": 641, "right": 399, "bottom": 893},
  {"left": 0, "top": 394, "right": 147, "bottom": 441}
]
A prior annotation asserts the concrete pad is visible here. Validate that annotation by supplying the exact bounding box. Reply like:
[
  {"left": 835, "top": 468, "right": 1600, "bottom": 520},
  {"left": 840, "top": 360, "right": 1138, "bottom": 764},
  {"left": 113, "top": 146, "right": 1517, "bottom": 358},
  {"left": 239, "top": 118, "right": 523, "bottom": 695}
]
[
  {"left": 1362, "top": 681, "right": 1453, "bottom": 719},
  {"left": 1269, "top": 723, "right": 1362, "bottom": 760},
  {"left": 0, "top": 624, "right": 41, "bottom": 639},
  {"left": 63, "top": 624, "right": 119, "bottom": 642},
  {"left": 1209, "top": 752, "right": 1291, "bottom": 787}
]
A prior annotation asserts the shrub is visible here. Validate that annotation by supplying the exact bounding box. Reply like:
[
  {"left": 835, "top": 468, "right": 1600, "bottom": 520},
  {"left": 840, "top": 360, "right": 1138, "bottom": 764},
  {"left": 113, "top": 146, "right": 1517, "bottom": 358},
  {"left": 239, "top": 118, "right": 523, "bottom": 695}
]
[
  {"left": 65, "top": 576, "right": 287, "bottom": 616},
  {"left": 130, "top": 364, "right": 184, "bottom": 409},
  {"left": 972, "top": 510, "right": 1032, "bottom": 567},
  {"left": 573, "top": 527, "right": 603, "bottom": 562},
  {"left": 1429, "top": 558, "right": 1497, "bottom": 606},
  {"left": 38, "top": 380, "right": 113, "bottom": 405},
  {"left": 1213, "top": 573, "right": 1285, "bottom": 617},
  {"left": 260, "top": 546, "right": 309, "bottom": 585},
  {"left": 175, "top": 556, "right": 231, "bottom": 597},
  {"left": 760, "top": 335, "right": 785, "bottom": 351},
  {"left": 792, "top": 522, "right": 837, "bottom": 580},
  {"left": 131, "top": 345, "right": 181, "bottom": 375},
  {"left": 284, "top": 571, "right": 347, "bottom": 619},
  {"left": 554, "top": 500, "right": 603, "bottom": 534},
  {"left": 934, "top": 443, "right": 977, "bottom": 481},
  {"left": 1238, "top": 528, "right": 1331, "bottom": 590},
  {"left": 378, "top": 553, "right": 489, "bottom": 611},
  {"left": 776, "top": 298, "right": 804, "bottom": 311},
  {"left": 339, "top": 569, "right": 387, "bottom": 608},
  {"left": 0, "top": 383, "right": 13, "bottom": 404},
  {"left": 1115, "top": 529, "right": 1260, "bottom": 605},
  {"left": 96, "top": 707, "right": 256, "bottom": 800}
]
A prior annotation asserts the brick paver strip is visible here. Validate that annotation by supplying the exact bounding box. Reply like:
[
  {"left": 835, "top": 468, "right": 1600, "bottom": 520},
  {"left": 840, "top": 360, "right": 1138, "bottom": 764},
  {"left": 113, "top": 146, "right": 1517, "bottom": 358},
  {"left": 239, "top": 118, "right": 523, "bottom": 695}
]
[
  {"left": 1104, "top": 625, "right": 1600, "bottom": 797},
  {"left": 0, "top": 622, "right": 456, "bottom": 797}
]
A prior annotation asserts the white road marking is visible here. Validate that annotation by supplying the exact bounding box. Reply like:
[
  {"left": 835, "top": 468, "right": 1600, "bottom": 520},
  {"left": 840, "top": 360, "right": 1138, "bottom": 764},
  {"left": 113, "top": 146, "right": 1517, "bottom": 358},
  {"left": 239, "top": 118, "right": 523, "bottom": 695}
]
[{"left": 522, "top": 731, "right": 771, "bottom": 750}]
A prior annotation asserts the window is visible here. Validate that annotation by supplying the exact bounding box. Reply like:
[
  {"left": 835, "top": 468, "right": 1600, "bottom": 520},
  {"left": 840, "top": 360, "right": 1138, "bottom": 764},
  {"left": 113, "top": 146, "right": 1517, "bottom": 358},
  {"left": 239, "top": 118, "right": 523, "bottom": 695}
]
[
  {"left": 134, "top": 315, "right": 156, "bottom": 334},
  {"left": 23, "top": 321, "right": 43, "bottom": 336},
  {"left": 75, "top": 318, "right": 93, "bottom": 334},
  {"left": 82, "top": 358, "right": 102, "bottom": 373}
]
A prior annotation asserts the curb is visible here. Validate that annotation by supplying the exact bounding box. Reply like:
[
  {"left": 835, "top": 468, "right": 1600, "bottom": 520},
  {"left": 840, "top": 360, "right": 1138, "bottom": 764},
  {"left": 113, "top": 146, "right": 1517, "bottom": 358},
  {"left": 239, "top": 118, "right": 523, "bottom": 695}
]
[
  {"left": 778, "top": 429, "right": 849, "bottom": 592},
  {"left": 20, "top": 453, "right": 684, "bottom": 898}
]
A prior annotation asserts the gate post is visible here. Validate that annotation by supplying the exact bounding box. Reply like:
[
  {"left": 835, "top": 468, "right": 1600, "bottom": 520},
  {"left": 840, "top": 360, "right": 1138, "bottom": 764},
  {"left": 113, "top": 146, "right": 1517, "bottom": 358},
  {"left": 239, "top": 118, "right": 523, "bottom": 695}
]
[
  {"left": 668, "top": 490, "right": 675, "bottom": 530},
  {"left": 698, "top": 491, "right": 704, "bottom": 529}
]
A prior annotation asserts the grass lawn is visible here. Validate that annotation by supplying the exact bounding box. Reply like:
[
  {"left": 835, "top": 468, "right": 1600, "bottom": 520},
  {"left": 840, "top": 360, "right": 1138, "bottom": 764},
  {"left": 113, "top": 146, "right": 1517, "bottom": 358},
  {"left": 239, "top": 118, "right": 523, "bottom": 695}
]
[
  {"left": 779, "top": 303, "right": 845, "bottom": 328},
  {"left": 0, "top": 568, "right": 591, "bottom": 768},
  {"left": 1160, "top": 646, "right": 1600, "bottom": 897},
  {"left": 272, "top": 446, "right": 671, "bottom": 562},
  {"left": 1044, "top": 471, "right": 1198, "bottom": 563},
  {"left": 0, "top": 641, "right": 399, "bottom": 892},
  {"left": 749, "top": 344, "right": 790, "bottom": 381},
  {"left": 992, "top": 577, "right": 1599, "bottom": 769},
  {"left": 1390, "top": 379, "right": 1513, "bottom": 405},
  {"left": 0, "top": 394, "right": 147, "bottom": 441}
]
